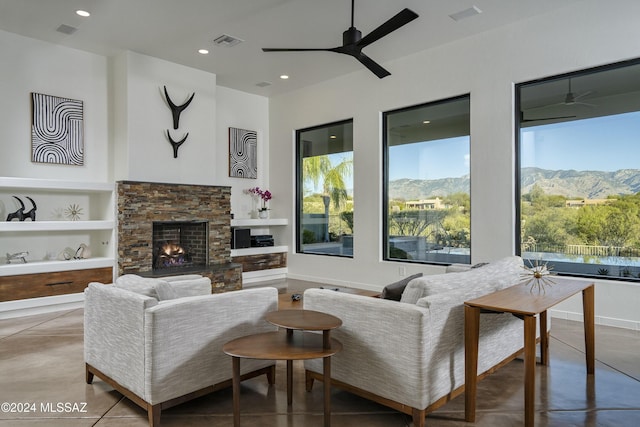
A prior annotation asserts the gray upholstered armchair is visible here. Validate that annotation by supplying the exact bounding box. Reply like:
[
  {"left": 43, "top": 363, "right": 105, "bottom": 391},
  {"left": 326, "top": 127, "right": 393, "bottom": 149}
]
[{"left": 84, "top": 280, "right": 278, "bottom": 426}]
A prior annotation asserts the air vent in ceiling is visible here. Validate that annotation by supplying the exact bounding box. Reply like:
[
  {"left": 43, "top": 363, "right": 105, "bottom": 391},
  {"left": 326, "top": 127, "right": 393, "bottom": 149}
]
[
  {"left": 449, "top": 6, "right": 482, "bottom": 22},
  {"left": 256, "top": 81, "right": 272, "bottom": 88},
  {"left": 56, "top": 24, "right": 78, "bottom": 35},
  {"left": 213, "top": 34, "right": 244, "bottom": 47}
]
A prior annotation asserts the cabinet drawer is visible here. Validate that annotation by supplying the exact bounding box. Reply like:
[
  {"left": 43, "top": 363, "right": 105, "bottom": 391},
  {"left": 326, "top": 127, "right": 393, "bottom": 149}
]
[
  {"left": 0, "top": 267, "right": 113, "bottom": 302},
  {"left": 233, "top": 252, "right": 287, "bottom": 273}
]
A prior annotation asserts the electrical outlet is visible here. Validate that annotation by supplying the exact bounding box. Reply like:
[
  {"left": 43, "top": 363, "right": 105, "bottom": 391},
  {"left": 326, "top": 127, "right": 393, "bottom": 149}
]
[{"left": 399, "top": 266, "right": 406, "bottom": 276}]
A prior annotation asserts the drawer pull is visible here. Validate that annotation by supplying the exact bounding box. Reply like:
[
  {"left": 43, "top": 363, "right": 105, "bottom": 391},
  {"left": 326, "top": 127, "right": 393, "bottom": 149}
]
[{"left": 46, "top": 281, "right": 74, "bottom": 286}]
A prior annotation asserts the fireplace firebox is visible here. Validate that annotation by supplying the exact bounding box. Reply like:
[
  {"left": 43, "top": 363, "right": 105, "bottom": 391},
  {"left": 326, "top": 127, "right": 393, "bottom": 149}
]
[{"left": 152, "top": 221, "right": 209, "bottom": 272}]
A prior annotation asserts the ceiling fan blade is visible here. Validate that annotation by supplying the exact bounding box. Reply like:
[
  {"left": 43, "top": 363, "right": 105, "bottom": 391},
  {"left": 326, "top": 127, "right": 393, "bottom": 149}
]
[
  {"left": 357, "top": 8, "right": 419, "bottom": 49},
  {"left": 262, "top": 47, "right": 332, "bottom": 52},
  {"left": 356, "top": 52, "right": 391, "bottom": 78}
]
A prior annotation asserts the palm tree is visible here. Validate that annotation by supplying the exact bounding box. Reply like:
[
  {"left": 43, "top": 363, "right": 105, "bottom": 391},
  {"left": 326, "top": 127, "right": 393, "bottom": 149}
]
[{"left": 303, "top": 154, "right": 353, "bottom": 241}]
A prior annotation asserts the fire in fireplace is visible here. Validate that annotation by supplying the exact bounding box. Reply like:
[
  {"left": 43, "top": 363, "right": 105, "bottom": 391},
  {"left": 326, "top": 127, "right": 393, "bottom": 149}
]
[{"left": 152, "top": 221, "right": 208, "bottom": 272}]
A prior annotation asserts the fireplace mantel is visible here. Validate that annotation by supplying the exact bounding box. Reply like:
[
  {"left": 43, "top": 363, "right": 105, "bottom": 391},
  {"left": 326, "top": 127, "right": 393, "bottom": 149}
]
[{"left": 116, "top": 181, "right": 241, "bottom": 292}]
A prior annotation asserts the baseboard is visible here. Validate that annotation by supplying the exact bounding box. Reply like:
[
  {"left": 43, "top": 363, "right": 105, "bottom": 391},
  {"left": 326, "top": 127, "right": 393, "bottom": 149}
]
[
  {"left": 550, "top": 309, "right": 639, "bottom": 331},
  {"left": 0, "top": 293, "right": 85, "bottom": 320},
  {"left": 284, "top": 272, "right": 380, "bottom": 292}
]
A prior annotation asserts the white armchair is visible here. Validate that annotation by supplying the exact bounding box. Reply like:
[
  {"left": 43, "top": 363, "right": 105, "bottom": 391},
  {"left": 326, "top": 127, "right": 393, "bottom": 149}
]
[{"left": 84, "top": 281, "right": 278, "bottom": 426}]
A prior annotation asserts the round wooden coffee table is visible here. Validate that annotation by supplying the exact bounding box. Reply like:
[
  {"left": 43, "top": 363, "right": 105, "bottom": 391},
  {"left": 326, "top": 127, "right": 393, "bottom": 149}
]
[{"left": 223, "top": 309, "right": 342, "bottom": 427}]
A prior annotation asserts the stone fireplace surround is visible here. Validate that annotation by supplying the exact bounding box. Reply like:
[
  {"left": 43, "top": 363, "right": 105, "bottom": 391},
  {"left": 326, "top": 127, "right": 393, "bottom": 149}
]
[{"left": 117, "top": 181, "right": 241, "bottom": 292}]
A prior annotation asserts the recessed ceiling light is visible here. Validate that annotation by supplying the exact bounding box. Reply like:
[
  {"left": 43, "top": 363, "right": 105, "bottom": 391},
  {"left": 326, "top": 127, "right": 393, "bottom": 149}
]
[
  {"left": 198, "top": 49, "right": 209, "bottom": 54},
  {"left": 280, "top": 75, "right": 289, "bottom": 80},
  {"left": 330, "top": 135, "right": 337, "bottom": 139},
  {"left": 75, "top": 10, "right": 90, "bottom": 17},
  {"left": 422, "top": 120, "right": 431, "bottom": 124}
]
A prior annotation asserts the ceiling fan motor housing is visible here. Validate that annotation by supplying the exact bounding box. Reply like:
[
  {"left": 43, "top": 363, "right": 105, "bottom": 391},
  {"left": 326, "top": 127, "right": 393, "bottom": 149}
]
[{"left": 343, "top": 27, "right": 362, "bottom": 45}]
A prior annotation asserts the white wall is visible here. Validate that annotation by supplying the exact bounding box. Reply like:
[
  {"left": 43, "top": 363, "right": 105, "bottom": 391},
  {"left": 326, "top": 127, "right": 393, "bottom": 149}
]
[
  {"left": 269, "top": 0, "right": 640, "bottom": 328},
  {"left": 0, "top": 30, "right": 109, "bottom": 182},
  {"left": 111, "top": 51, "right": 217, "bottom": 185},
  {"left": 215, "top": 86, "right": 269, "bottom": 219}
]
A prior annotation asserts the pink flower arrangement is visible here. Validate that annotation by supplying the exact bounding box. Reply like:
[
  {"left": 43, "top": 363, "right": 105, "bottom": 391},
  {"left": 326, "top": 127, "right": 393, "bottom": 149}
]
[{"left": 245, "top": 187, "right": 272, "bottom": 211}]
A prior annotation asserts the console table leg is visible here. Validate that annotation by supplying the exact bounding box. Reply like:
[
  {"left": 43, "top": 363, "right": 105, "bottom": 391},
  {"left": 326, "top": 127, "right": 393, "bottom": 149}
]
[
  {"left": 464, "top": 304, "right": 480, "bottom": 422},
  {"left": 583, "top": 285, "right": 595, "bottom": 375},
  {"left": 540, "top": 311, "right": 549, "bottom": 365},
  {"left": 323, "top": 356, "right": 331, "bottom": 427},
  {"left": 524, "top": 315, "right": 537, "bottom": 427},
  {"left": 232, "top": 357, "right": 240, "bottom": 427}
]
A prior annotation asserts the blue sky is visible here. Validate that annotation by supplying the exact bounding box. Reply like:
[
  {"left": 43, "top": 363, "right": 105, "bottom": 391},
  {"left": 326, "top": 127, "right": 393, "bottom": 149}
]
[
  {"left": 318, "top": 111, "right": 639, "bottom": 185},
  {"left": 388, "top": 136, "right": 470, "bottom": 181},
  {"left": 520, "top": 111, "right": 640, "bottom": 171}
]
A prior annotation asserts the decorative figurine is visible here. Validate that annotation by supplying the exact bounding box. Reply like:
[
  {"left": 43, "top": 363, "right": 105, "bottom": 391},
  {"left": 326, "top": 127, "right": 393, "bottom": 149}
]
[
  {"left": 519, "top": 259, "right": 555, "bottom": 293},
  {"left": 6, "top": 251, "right": 29, "bottom": 264},
  {"left": 6, "top": 196, "right": 37, "bottom": 221}
]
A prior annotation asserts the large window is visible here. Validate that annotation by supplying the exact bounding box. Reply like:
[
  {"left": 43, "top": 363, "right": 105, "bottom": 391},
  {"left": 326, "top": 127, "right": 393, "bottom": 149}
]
[
  {"left": 517, "top": 59, "right": 640, "bottom": 280},
  {"left": 383, "top": 95, "right": 471, "bottom": 264},
  {"left": 296, "top": 119, "right": 353, "bottom": 257}
]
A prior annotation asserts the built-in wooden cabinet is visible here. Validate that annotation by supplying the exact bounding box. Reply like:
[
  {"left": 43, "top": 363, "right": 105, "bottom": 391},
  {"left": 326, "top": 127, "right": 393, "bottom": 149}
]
[
  {"left": 230, "top": 218, "right": 288, "bottom": 284},
  {"left": 0, "top": 177, "right": 115, "bottom": 311}
]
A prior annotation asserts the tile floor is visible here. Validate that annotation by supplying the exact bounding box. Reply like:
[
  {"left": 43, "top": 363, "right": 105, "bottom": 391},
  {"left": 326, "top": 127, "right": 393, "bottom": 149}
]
[{"left": 0, "top": 280, "right": 639, "bottom": 426}]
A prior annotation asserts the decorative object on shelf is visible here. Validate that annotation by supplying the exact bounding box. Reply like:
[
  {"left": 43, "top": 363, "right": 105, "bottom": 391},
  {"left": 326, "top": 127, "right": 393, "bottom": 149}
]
[
  {"left": 6, "top": 251, "right": 29, "bottom": 264},
  {"left": 58, "top": 247, "right": 77, "bottom": 261},
  {"left": 519, "top": 259, "right": 556, "bottom": 293},
  {"left": 74, "top": 243, "right": 91, "bottom": 259},
  {"left": 31, "top": 92, "right": 84, "bottom": 166},
  {"left": 165, "top": 130, "right": 189, "bottom": 158},
  {"left": 6, "top": 196, "right": 37, "bottom": 221},
  {"left": 64, "top": 203, "right": 83, "bottom": 221},
  {"left": 229, "top": 127, "right": 257, "bottom": 178},
  {"left": 163, "top": 86, "right": 195, "bottom": 130},
  {"left": 245, "top": 187, "right": 271, "bottom": 218}
]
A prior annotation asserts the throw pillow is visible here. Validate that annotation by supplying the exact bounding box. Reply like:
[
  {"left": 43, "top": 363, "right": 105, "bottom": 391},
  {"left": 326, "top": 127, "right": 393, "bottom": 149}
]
[
  {"left": 381, "top": 273, "right": 423, "bottom": 301},
  {"left": 114, "top": 276, "right": 177, "bottom": 301}
]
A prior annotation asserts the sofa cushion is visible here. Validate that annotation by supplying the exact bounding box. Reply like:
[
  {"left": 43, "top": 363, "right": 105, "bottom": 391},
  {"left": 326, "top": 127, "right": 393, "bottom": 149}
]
[
  {"left": 380, "top": 273, "right": 423, "bottom": 301},
  {"left": 114, "top": 275, "right": 177, "bottom": 301},
  {"left": 400, "top": 256, "right": 524, "bottom": 304}
]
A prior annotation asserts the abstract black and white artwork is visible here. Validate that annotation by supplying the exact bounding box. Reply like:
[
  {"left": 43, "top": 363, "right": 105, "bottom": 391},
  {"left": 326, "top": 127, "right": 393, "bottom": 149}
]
[
  {"left": 31, "top": 92, "right": 84, "bottom": 165},
  {"left": 229, "top": 127, "right": 257, "bottom": 179}
]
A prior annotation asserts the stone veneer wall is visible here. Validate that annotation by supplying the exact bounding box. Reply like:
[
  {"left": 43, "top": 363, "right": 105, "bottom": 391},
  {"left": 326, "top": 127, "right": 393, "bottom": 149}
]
[{"left": 117, "top": 181, "right": 241, "bottom": 292}]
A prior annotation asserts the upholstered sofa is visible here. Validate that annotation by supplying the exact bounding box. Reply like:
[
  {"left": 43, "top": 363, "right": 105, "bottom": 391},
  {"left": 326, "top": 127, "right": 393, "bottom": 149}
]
[
  {"left": 304, "top": 256, "right": 542, "bottom": 427},
  {"left": 84, "top": 275, "right": 278, "bottom": 426}
]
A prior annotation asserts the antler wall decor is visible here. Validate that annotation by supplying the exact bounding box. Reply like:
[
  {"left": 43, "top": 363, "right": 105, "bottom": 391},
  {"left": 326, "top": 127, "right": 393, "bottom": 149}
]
[
  {"left": 166, "top": 130, "right": 189, "bottom": 158},
  {"left": 163, "top": 86, "right": 195, "bottom": 130}
]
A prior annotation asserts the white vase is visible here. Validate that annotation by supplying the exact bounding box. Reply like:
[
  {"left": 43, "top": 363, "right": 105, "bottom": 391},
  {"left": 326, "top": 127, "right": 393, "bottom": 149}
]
[{"left": 258, "top": 210, "right": 269, "bottom": 219}]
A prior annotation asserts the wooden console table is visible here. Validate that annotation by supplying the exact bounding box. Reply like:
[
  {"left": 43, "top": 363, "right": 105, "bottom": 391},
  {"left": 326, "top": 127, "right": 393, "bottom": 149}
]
[
  {"left": 223, "top": 309, "right": 342, "bottom": 427},
  {"left": 464, "top": 279, "right": 595, "bottom": 427}
]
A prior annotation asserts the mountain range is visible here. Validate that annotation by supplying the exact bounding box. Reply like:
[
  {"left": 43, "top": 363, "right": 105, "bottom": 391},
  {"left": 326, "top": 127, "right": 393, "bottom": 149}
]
[{"left": 388, "top": 168, "right": 640, "bottom": 200}]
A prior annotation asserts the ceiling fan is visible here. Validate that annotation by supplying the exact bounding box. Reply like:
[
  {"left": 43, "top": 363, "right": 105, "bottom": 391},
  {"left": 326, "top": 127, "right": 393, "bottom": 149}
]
[
  {"left": 262, "top": 0, "right": 419, "bottom": 78},
  {"left": 521, "top": 78, "right": 594, "bottom": 123}
]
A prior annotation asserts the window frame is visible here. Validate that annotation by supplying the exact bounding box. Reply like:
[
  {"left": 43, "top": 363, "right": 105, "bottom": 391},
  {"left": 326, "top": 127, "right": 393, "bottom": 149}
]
[
  {"left": 514, "top": 57, "right": 640, "bottom": 281},
  {"left": 295, "top": 118, "right": 354, "bottom": 257},
  {"left": 382, "top": 94, "right": 471, "bottom": 265}
]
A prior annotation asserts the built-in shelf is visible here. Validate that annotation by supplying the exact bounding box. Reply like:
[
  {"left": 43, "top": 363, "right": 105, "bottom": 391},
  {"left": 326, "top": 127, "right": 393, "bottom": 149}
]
[
  {"left": 0, "top": 220, "right": 115, "bottom": 232},
  {"left": 231, "top": 245, "right": 288, "bottom": 257},
  {"left": 231, "top": 218, "right": 288, "bottom": 227},
  {"left": 0, "top": 257, "right": 114, "bottom": 276}
]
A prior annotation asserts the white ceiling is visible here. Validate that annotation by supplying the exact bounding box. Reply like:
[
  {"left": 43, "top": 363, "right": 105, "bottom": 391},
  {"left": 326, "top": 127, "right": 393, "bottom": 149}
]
[{"left": 0, "top": 0, "right": 582, "bottom": 97}]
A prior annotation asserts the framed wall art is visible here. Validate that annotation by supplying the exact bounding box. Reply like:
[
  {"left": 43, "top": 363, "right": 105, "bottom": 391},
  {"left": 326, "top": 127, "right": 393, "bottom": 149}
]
[
  {"left": 229, "top": 127, "right": 257, "bottom": 179},
  {"left": 31, "top": 92, "right": 84, "bottom": 165}
]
